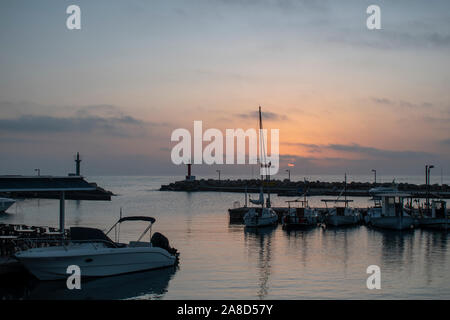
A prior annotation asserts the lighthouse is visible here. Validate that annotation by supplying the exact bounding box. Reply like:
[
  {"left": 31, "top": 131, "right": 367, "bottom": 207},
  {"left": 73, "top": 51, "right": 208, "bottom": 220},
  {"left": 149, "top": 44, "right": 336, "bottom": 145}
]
[
  {"left": 186, "top": 163, "right": 195, "bottom": 181},
  {"left": 75, "top": 152, "right": 82, "bottom": 176}
]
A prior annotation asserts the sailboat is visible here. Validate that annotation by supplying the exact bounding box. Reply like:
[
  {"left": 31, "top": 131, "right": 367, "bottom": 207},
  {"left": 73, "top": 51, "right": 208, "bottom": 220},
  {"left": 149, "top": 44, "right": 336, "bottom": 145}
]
[{"left": 243, "top": 107, "right": 278, "bottom": 228}]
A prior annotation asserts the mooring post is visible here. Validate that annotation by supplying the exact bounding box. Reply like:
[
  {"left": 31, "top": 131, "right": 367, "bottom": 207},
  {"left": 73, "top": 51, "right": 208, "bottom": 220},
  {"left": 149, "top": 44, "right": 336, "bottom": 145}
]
[{"left": 59, "top": 191, "right": 65, "bottom": 235}]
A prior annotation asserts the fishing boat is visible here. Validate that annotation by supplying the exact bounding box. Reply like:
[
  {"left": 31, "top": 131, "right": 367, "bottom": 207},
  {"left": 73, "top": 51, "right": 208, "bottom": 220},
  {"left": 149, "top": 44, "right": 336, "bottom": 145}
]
[
  {"left": 366, "top": 193, "right": 415, "bottom": 230},
  {"left": 322, "top": 200, "right": 360, "bottom": 226},
  {"left": 417, "top": 200, "right": 449, "bottom": 230},
  {"left": 322, "top": 174, "right": 360, "bottom": 227},
  {"left": 0, "top": 198, "right": 15, "bottom": 213},
  {"left": 14, "top": 216, "right": 178, "bottom": 280},
  {"left": 282, "top": 198, "right": 319, "bottom": 230},
  {"left": 243, "top": 106, "right": 278, "bottom": 228}
]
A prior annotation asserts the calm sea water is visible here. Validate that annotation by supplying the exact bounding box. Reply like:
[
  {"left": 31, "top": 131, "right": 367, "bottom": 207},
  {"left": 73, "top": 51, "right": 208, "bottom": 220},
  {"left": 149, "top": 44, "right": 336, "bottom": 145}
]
[{"left": 1, "top": 175, "right": 449, "bottom": 300}]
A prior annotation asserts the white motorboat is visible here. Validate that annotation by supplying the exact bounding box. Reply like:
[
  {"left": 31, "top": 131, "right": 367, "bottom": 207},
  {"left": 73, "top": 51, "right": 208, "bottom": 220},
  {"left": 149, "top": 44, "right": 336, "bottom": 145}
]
[
  {"left": 367, "top": 193, "right": 414, "bottom": 230},
  {"left": 15, "top": 216, "right": 178, "bottom": 281},
  {"left": 0, "top": 197, "right": 15, "bottom": 213},
  {"left": 369, "top": 184, "right": 398, "bottom": 196},
  {"left": 417, "top": 200, "right": 449, "bottom": 230}
]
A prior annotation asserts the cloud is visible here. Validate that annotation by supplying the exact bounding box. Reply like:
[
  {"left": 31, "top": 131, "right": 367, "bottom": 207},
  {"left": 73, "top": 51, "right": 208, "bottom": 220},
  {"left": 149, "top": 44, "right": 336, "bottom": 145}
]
[
  {"left": 215, "top": 0, "right": 329, "bottom": 12},
  {"left": 0, "top": 114, "right": 146, "bottom": 137},
  {"left": 0, "top": 101, "right": 166, "bottom": 137},
  {"left": 327, "top": 143, "right": 432, "bottom": 159},
  {"left": 284, "top": 142, "right": 321, "bottom": 153},
  {"left": 371, "top": 97, "right": 433, "bottom": 109},
  {"left": 428, "top": 32, "right": 450, "bottom": 47},
  {"left": 372, "top": 98, "right": 394, "bottom": 105},
  {"left": 235, "top": 110, "right": 288, "bottom": 121},
  {"left": 285, "top": 142, "right": 433, "bottom": 160}
]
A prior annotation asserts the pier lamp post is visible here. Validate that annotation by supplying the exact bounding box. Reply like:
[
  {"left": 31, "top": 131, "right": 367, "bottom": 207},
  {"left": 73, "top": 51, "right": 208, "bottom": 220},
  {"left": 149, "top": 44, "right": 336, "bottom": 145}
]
[
  {"left": 216, "top": 170, "right": 221, "bottom": 182},
  {"left": 285, "top": 169, "right": 291, "bottom": 182},
  {"left": 34, "top": 169, "right": 40, "bottom": 176},
  {"left": 371, "top": 169, "right": 377, "bottom": 184}
]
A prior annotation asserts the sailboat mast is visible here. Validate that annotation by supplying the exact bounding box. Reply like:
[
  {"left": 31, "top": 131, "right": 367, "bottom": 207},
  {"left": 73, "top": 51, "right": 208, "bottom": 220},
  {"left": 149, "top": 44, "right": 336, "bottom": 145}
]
[
  {"left": 259, "top": 106, "right": 263, "bottom": 181},
  {"left": 259, "top": 106, "right": 271, "bottom": 208},
  {"left": 344, "top": 173, "right": 347, "bottom": 207}
]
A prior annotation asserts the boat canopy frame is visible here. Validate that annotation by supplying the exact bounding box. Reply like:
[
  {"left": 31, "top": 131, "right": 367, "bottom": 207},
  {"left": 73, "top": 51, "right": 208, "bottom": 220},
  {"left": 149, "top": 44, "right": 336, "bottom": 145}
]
[
  {"left": 286, "top": 199, "right": 309, "bottom": 209},
  {"left": 105, "top": 216, "right": 156, "bottom": 244},
  {"left": 321, "top": 199, "right": 354, "bottom": 209}
]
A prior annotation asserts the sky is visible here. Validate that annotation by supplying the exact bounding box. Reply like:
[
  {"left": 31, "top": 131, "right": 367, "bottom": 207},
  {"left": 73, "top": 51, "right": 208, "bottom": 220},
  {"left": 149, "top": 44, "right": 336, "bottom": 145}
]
[{"left": 0, "top": 0, "right": 449, "bottom": 180}]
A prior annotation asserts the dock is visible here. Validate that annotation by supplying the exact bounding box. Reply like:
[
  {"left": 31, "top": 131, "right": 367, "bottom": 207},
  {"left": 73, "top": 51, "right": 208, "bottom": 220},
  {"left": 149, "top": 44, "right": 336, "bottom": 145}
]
[{"left": 0, "top": 223, "right": 69, "bottom": 275}]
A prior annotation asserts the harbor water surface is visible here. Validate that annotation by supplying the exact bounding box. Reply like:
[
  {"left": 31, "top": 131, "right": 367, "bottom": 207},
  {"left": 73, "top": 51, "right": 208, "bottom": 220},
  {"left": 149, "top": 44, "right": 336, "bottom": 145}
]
[{"left": 1, "top": 176, "right": 450, "bottom": 300}]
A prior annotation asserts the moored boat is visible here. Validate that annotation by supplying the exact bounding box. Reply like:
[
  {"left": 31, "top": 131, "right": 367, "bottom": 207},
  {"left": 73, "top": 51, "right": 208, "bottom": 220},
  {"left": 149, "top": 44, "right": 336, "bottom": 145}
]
[
  {"left": 243, "top": 106, "right": 278, "bottom": 229},
  {"left": 282, "top": 199, "right": 318, "bottom": 230},
  {"left": 417, "top": 200, "right": 449, "bottom": 230},
  {"left": 244, "top": 207, "right": 278, "bottom": 228},
  {"left": 14, "top": 216, "right": 178, "bottom": 280},
  {"left": 323, "top": 201, "right": 360, "bottom": 227},
  {"left": 322, "top": 174, "right": 360, "bottom": 227},
  {"left": 367, "top": 193, "right": 414, "bottom": 230}
]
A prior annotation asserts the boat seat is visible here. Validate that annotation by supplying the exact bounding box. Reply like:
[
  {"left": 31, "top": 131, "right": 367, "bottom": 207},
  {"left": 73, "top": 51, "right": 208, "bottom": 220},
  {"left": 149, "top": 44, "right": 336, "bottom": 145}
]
[{"left": 70, "top": 227, "right": 117, "bottom": 247}]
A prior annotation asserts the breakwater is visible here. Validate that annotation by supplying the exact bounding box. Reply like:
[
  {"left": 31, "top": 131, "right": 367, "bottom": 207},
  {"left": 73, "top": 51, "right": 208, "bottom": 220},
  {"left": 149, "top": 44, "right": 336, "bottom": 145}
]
[
  {"left": 0, "top": 183, "right": 114, "bottom": 201},
  {"left": 160, "top": 179, "right": 450, "bottom": 199}
]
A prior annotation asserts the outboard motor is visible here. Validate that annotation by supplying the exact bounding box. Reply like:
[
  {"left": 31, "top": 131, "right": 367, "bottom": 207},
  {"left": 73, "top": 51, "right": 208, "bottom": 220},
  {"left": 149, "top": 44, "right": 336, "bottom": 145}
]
[{"left": 151, "top": 232, "right": 179, "bottom": 257}]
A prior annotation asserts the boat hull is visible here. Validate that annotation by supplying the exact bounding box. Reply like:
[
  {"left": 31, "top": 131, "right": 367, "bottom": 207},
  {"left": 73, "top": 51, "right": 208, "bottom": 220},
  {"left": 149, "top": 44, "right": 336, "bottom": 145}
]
[
  {"left": 15, "top": 246, "right": 176, "bottom": 281},
  {"left": 244, "top": 215, "right": 278, "bottom": 228},
  {"left": 325, "top": 215, "right": 358, "bottom": 227},
  {"left": 418, "top": 218, "right": 450, "bottom": 230},
  {"left": 0, "top": 198, "right": 15, "bottom": 213},
  {"left": 370, "top": 216, "right": 414, "bottom": 230}
]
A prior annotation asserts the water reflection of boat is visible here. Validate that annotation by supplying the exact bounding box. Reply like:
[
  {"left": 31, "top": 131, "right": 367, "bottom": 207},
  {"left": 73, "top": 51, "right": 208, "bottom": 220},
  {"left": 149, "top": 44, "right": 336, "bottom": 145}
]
[
  {"left": 2, "top": 266, "right": 177, "bottom": 300},
  {"left": 244, "top": 224, "right": 277, "bottom": 236},
  {"left": 244, "top": 224, "right": 275, "bottom": 299}
]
